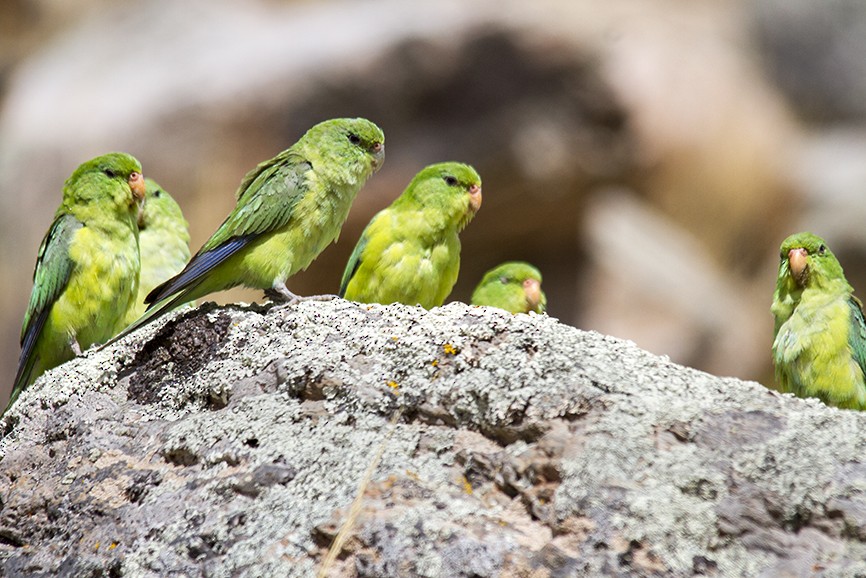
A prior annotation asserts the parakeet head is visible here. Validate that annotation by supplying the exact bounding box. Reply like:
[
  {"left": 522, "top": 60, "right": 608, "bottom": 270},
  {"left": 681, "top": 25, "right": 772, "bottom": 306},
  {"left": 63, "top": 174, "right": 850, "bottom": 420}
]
[
  {"left": 301, "top": 117, "right": 385, "bottom": 179},
  {"left": 472, "top": 261, "right": 546, "bottom": 314},
  {"left": 64, "top": 152, "right": 145, "bottom": 213},
  {"left": 139, "top": 178, "right": 187, "bottom": 231},
  {"left": 399, "top": 162, "right": 482, "bottom": 231},
  {"left": 777, "top": 232, "right": 846, "bottom": 292}
]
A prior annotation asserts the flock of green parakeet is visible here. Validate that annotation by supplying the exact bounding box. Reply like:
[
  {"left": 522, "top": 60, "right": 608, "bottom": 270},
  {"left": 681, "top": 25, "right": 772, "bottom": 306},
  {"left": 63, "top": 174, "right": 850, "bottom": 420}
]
[
  {"left": 4, "top": 118, "right": 546, "bottom": 415},
  {"left": 5, "top": 117, "right": 863, "bottom": 417}
]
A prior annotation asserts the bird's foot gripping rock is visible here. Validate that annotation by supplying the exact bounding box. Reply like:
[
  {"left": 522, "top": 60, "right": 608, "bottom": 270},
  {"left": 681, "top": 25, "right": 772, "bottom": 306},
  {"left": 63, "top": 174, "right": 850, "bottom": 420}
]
[{"left": 264, "top": 284, "right": 337, "bottom": 305}]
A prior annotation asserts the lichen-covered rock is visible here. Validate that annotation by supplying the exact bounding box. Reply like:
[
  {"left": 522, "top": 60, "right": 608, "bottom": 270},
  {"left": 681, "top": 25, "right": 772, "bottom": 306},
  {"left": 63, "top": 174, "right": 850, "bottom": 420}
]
[{"left": 1, "top": 299, "right": 865, "bottom": 577}]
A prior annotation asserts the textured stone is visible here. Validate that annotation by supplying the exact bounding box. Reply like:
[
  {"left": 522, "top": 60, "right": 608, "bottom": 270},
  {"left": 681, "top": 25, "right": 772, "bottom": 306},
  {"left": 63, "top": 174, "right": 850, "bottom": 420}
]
[{"left": 2, "top": 299, "right": 865, "bottom": 577}]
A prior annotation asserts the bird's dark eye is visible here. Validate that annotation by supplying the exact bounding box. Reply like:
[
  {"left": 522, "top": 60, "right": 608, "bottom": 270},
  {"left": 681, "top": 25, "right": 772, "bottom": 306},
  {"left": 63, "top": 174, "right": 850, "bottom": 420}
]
[
  {"left": 818, "top": 244, "right": 826, "bottom": 254},
  {"left": 443, "top": 175, "right": 458, "bottom": 186},
  {"left": 103, "top": 168, "right": 117, "bottom": 178},
  {"left": 153, "top": 189, "right": 162, "bottom": 198},
  {"left": 347, "top": 133, "right": 361, "bottom": 145}
]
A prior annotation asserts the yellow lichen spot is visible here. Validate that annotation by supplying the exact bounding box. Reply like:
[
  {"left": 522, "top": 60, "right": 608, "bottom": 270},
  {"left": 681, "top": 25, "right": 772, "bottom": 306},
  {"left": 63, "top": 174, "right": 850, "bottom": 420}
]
[
  {"left": 94, "top": 542, "right": 100, "bottom": 551},
  {"left": 431, "top": 359, "right": 439, "bottom": 367},
  {"left": 391, "top": 336, "right": 399, "bottom": 341},
  {"left": 461, "top": 475, "right": 473, "bottom": 495},
  {"left": 443, "top": 343, "right": 457, "bottom": 355},
  {"left": 387, "top": 380, "right": 400, "bottom": 394},
  {"left": 108, "top": 542, "right": 118, "bottom": 550}
]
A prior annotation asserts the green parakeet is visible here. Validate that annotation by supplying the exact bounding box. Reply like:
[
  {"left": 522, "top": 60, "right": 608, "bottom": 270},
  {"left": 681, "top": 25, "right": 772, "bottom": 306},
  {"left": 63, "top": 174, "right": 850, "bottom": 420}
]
[
  {"left": 115, "top": 117, "right": 384, "bottom": 341},
  {"left": 471, "top": 261, "right": 546, "bottom": 314},
  {"left": 7, "top": 153, "right": 145, "bottom": 413},
  {"left": 339, "top": 162, "right": 482, "bottom": 308},
  {"left": 124, "top": 178, "right": 191, "bottom": 324},
  {"left": 771, "top": 231, "right": 866, "bottom": 409}
]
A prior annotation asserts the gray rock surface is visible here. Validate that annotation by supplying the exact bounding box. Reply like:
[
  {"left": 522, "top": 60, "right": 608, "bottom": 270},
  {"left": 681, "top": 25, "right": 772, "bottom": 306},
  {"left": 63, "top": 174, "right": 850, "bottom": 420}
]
[{"left": 2, "top": 299, "right": 865, "bottom": 577}]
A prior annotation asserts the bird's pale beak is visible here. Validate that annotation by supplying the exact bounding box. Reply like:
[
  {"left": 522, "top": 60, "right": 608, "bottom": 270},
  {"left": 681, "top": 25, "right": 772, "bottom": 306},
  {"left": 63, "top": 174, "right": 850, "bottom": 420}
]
[
  {"left": 371, "top": 142, "right": 385, "bottom": 172},
  {"left": 788, "top": 247, "right": 809, "bottom": 286},
  {"left": 523, "top": 278, "right": 542, "bottom": 310},
  {"left": 468, "top": 184, "right": 482, "bottom": 213},
  {"left": 129, "top": 172, "right": 146, "bottom": 203}
]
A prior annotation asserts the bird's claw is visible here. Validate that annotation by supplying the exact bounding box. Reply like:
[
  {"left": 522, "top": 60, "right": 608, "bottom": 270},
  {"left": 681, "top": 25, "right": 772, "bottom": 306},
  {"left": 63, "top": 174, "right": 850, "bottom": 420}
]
[
  {"left": 299, "top": 293, "right": 338, "bottom": 303},
  {"left": 264, "top": 287, "right": 300, "bottom": 305},
  {"left": 263, "top": 287, "right": 338, "bottom": 306}
]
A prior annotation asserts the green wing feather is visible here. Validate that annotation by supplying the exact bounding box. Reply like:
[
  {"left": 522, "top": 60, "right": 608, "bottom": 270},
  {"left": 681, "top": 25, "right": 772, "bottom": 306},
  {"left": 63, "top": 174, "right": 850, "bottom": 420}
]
[
  {"left": 21, "top": 214, "right": 81, "bottom": 345},
  {"left": 11, "top": 213, "right": 82, "bottom": 406},
  {"left": 339, "top": 225, "right": 370, "bottom": 297},
  {"left": 144, "top": 155, "right": 310, "bottom": 305},
  {"left": 200, "top": 151, "right": 309, "bottom": 252},
  {"left": 848, "top": 297, "right": 866, "bottom": 378},
  {"left": 115, "top": 155, "right": 311, "bottom": 343}
]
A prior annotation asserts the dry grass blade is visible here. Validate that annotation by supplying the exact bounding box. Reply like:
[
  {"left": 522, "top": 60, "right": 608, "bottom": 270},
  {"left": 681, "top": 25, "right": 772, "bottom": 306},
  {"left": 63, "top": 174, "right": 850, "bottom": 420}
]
[{"left": 317, "top": 405, "right": 404, "bottom": 577}]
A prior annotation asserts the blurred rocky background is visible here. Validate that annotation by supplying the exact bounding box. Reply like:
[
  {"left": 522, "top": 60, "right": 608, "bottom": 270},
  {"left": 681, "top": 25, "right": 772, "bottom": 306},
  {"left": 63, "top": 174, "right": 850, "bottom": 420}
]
[{"left": 0, "top": 0, "right": 864, "bottom": 402}]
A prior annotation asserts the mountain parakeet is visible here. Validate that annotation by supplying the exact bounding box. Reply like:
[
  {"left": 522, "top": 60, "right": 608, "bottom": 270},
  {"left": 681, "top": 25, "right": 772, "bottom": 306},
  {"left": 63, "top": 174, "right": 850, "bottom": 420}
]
[
  {"left": 115, "top": 117, "right": 384, "bottom": 341},
  {"left": 339, "top": 162, "right": 482, "bottom": 308},
  {"left": 471, "top": 261, "right": 546, "bottom": 314},
  {"left": 7, "top": 153, "right": 145, "bottom": 413},
  {"left": 771, "top": 231, "right": 866, "bottom": 409},
  {"left": 124, "top": 178, "right": 191, "bottom": 324}
]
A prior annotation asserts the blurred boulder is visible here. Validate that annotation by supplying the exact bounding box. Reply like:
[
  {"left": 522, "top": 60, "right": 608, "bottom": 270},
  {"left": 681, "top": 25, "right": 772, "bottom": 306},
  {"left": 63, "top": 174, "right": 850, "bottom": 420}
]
[
  {"left": 786, "top": 129, "right": 866, "bottom": 307},
  {"left": 753, "top": 0, "right": 866, "bottom": 123},
  {"left": 0, "top": 0, "right": 807, "bottom": 403},
  {"left": 583, "top": 188, "right": 770, "bottom": 379}
]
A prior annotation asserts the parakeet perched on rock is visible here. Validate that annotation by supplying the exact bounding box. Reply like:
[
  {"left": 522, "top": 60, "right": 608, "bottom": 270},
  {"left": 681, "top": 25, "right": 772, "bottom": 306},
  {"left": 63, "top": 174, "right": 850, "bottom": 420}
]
[
  {"left": 124, "top": 178, "right": 191, "bottom": 324},
  {"left": 471, "top": 261, "right": 546, "bottom": 314},
  {"left": 7, "top": 153, "right": 145, "bottom": 413},
  {"left": 115, "top": 117, "right": 384, "bottom": 342},
  {"left": 771, "top": 231, "right": 866, "bottom": 410},
  {"left": 339, "top": 162, "right": 482, "bottom": 309}
]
